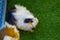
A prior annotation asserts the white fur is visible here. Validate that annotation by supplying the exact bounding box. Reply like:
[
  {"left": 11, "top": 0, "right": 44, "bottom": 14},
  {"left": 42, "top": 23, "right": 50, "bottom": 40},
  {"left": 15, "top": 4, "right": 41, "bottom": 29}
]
[
  {"left": 12, "top": 5, "right": 38, "bottom": 31},
  {"left": 3, "top": 36, "right": 11, "bottom": 40},
  {"left": 3, "top": 36, "right": 17, "bottom": 40}
]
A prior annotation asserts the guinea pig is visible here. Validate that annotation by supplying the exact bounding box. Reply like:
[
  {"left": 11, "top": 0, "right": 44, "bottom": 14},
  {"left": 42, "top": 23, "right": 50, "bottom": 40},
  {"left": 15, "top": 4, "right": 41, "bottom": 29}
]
[{"left": 6, "top": 4, "right": 38, "bottom": 32}]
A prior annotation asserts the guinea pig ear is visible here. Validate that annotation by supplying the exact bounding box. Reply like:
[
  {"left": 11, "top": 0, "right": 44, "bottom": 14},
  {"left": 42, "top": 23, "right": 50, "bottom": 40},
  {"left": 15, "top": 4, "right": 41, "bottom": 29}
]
[
  {"left": 15, "top": 4, "right": 27, "bottom": 11},
  {"left": 15, "top": 4, "right": 20, "bottom": 9}
]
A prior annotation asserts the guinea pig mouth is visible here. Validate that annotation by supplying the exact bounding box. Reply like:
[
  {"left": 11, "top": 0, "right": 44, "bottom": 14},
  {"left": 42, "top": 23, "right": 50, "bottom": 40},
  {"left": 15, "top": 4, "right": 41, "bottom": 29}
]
[{"left": 32, "top": 28, "right": 35, "bottom": 30}]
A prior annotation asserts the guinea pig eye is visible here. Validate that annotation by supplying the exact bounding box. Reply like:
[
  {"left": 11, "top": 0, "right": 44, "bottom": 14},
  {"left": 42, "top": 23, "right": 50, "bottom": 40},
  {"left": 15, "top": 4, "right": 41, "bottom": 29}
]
[{"left": 24, "top": 18, "right": 33, "bottom": 23}]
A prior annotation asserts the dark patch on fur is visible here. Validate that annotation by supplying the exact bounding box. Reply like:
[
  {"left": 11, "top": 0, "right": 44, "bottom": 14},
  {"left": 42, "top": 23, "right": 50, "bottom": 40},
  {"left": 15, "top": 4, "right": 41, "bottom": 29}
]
[
  {"left": 24, "top": 18, "right": 33, "bottom": 23},
  {"left": 6, "top": 7, "right": 16, "bottom": 25}
]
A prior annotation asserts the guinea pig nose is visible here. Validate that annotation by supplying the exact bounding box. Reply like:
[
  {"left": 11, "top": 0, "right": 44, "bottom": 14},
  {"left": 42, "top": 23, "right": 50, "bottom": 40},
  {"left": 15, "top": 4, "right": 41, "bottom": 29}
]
[{"left": 24, "top": 19, "right": 33, "bottom": 23}]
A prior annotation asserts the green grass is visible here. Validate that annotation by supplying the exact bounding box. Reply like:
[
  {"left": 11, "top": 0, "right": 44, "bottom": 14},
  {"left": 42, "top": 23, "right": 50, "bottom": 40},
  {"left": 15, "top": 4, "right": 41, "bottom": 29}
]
[{"left": 7, "top": 0, "right": 60, "bottom": 40}]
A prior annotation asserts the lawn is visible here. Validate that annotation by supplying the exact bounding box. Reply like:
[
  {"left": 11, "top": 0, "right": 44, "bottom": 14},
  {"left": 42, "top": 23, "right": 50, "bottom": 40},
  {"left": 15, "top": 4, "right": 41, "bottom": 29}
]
[{"left": 7, "top": 0, "right": 60, "bottom": 40}]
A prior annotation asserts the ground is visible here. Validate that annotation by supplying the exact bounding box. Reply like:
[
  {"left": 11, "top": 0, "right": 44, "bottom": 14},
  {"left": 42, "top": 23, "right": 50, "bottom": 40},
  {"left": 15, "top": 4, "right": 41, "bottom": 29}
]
[{"left": 7, "top": 0, "right": 60, "bottom": 40}]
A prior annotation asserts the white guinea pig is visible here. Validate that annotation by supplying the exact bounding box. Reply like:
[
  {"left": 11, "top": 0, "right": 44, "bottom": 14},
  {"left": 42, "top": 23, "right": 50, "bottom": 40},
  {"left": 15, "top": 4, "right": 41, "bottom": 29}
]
[{"left": 7, "top": 4, "right": 39, "bottom": 32}]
